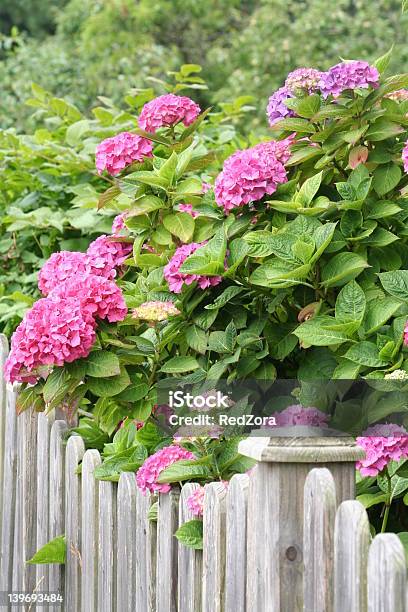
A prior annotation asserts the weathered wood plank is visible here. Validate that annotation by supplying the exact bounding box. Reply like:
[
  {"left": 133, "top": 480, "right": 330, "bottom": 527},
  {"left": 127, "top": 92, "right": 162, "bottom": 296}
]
[
  {"left": 116, "top": 473, "right": 138, "bottom": 612},
  {"left": 35, "top": 411, "right": 55, "bottom": 609},
  {"left": 81, "top": 449, "right": 101, "bottom": 612},
  {"left": 65, "top": 435, "right": 85, "bottom": 612},
  {"left": 368, "top": 533, "right": 407, "bottom": 612},
  {"left": 98, "top": 480, "right": 116, "bottom": 612},
  {"left": 48, "top": 420, "right": 68, "bottom": 610},
  {"left": 135, "top": 488, "right": 156, "bottom": 612},
  {"left": 11, "top": 393, "right": 24, "bottom": 594},
  {"left": 0, "top": 383, "right": 17, "bottom": 600},
  {"left": 225, "top": 474, "right": 249, "bottom": 612},
  {"left": 178, "top": 483, "right": 203, "bottom": 612},
  {"left": 303, "top": 467, "right": 337, "bottom": 612},
  {"left": 334, "top": 500, "right": 371, "bottom": 612},
  {"left": 0, "top": 335, "right": 8, "bottom": 555},
  {"left": 202, "top": 482, "right": 227, "bottom": 612},
  {"left": 156, "top": 488, "right": 180, "bottom": 612}
]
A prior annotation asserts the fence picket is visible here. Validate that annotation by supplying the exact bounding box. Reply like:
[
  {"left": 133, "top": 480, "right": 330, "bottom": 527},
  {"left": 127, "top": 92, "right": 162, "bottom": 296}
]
[
  {"left": 135, "top": 488, "right": 156, "bottom": 612},
  {"left": 0, "top": 383, "right": 17, "bottom": 604},
  {"left": 116, "top": 472, "right": 138, "bottom": 612},
  {"left": 98, "top": 480, "right": 116, "bottom": 612},
  {"left": 0, "top": 335, "right": 8, "bottom": 553},
  {"left": 35, "top": 411, "right": 55, "bottom": 610},
  {"left": 48, "top": 420, "right": 68, "bottom": 610},
  {"left": 334, "top": 500, "right": 371, "bottom": 612},
  {"left": 178, "top": 483, "right": 203, "bottom": 612},
  {"left": 202, "top": 482, "right": 227, "bottom": 612},
  {"left": 65, "top": 435, "right": 85, "bottom": 612},
  {"left": 156, "top": 488, "right": 180, "bottom": 612},
  {"left": 81, "top": 449, "right": 101, "bottom": 612},
  {"left": 225, "top": 474, "right": 249, "bottom": 612},
  {"left": 368, "top": 533, "right": 407, "bottom": 612},
  {"left": 303, "top": 468, "right": 337, "bottom": 612}
]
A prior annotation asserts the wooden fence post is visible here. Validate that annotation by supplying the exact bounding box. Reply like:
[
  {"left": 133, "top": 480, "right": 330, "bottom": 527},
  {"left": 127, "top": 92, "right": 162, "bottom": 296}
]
[
  {"left": 81, "top": 449, "right": 101, "bottom": 612},
  {"left": 225, "top": 474, "right": 249, "bottom": 612},
  {"left": 238, "top": 430, "right": 364, "bottom": 612},
  {"left": 117, "top": 472, "right": 138, "bottom": 612},
  {"left": 367, "top": 533, "right": 407, "bottom": 612},
  {"left": 202, "top": 482, "right": 227, "bottom": 612},
  {"left": 156, "top": 488, "right": 180, "bottom": 612},
  {"left": 0, "top": 335, "right": 8, "bottom": 551},
  {"left": 178, "top": 483, "right": 203, "bottom": 612}
]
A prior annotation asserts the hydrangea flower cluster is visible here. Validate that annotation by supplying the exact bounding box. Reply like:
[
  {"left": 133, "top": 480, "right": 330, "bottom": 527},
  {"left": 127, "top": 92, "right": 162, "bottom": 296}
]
[
  {"left": 273, "top": 405, "right": 330, "bottom": 427},
  {"left": 402, "top": 142, "right": 408, "bottom": 174},
  {"left": 164, "top": 242, "right": 223, "bottom": 293},
  {"left": 132, "top": 301, "right": 180, "bottom": 322},
  {"left": 384, "top": 369, "right": 408, "bottom": 380},
  {"left": 266, "top": 86, "right": 295, "bottom": 126},
  {"left": 356, "top": 424, "right": 408, "bottom": 477},
  {"left": 85, "top": 235, "right": 132, "bottom": 278},
  {"left": 136, "top": 444, "right": 195, "bottom": 494},
  {"left": 186, "top": 486, "right": 206, "bottom": 517},
  {"left": 38, "top": 251, "right": 88, "bottom": 296},
  {"left": 214, "top": 140, "right": 289, "bottom": 212},
  {"left": 111, "top": 212, "right": 129, "bottom": 234},
  {"left": 138, "top": 94, "right": 201, "bottom": 133},
  {"left": 179, "top": 203, "right": 198, "bottom": 218},
  {"left": 319, "top": 61, "right": 379, "bottom": 98},
  {"left": 4, "top": 298, "right": 96, "bottom": 383},
  {"left": 95, "top": 132, "right": 153, "bottom": 175},
  {"left": 50, "top": 275, "right": 127, "bottom": 323},
  {"left": 285, "top": 67, "right": 322, "bottom": 95}
]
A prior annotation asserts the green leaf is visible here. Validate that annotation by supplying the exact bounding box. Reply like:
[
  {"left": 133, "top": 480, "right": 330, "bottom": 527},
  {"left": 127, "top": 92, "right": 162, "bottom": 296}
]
[
  {"left": 86, "top": 351, "right": 121, "bottom": 378},
  {"left": 16, "top": 386, "right": 44, "bottom": 415},
  {"left": 205, "top": 286, "right": 244, "bottom": 309},
  {"left": 367, "top": 200, "right": 402, "bottom": 219},
  {"left": 335, "top": 281, "right": 366, "bottom": 324},
  {"left": 157, "top": 460, "right": 210, "bottom": 483},
  {"left": 374, "top": 45, "right": 394, "bottom": 73},
  {"left": 366, "top": 119, "right": 403, "bottom": 142},
  {"left": 250, "top": 261, "right": 311, "bottom": 288},
  {"left": 273, "top": 118, "right": 315, "bottom": 133},
  {"left": 163, "top": 212, "right": 195, "bottom": 243},
  {"left": 364, "top": 298, "right": 401, "bottom": 335},
  {"left": 398, "top": 533, "right": 408, "bottom": 563},
  {"left": 343, "top": 341, "right": 387, "bottom": 367},
  {"left": 321, "top": 252, "right": 369, "bottom": 287},
  {"left": 179, "top": 227, "right": 227, "bottom": 276},
  {"left": 43, "top": 368, "right": 72, "bottom": 408},
  {"left": 175, "top": 519, "right": 203, "bottom": 550},
  {"left": 356, "top": 492, "right": 387, "bottom": 509},
  {"left": 158, "top": 152, "right": 178, "bottom": 184},
  {"left": 294, "top": 317, "right": 351, "bottom": 346},
  {"left": 295, "top": 172, "right": 323, "bottom": 207},
  {"left": 26, "top": 535, "right": 66, "bottom": 565},
  {"left": 372, "top": 163, "right": 402, "bottom": 196},
  {"left": 148, "top": 501, "right": 159, "bottom": 522},
  {"left": 185, "top": 325, "right": 207, "bottom": 354},
  {"left": 160, "top": 356, "right": 200, "bottom": 374},
  {"left": 295, "top": 94, "right": 321, "bottom": 118},
  {"left": 65, "top": 119, "right": 89, "bottom": 146},
  {"left": 378, "top": 270, "right": 408, "bottom": 300},
  {"left": 87, "top": 367, "right": 130, "bottom": 397}
]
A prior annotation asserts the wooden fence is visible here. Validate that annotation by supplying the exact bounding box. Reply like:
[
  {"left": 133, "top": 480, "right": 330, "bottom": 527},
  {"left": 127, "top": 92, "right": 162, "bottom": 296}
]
[{"left": 0, "top": 334, "right": 407, "bottom": 611}]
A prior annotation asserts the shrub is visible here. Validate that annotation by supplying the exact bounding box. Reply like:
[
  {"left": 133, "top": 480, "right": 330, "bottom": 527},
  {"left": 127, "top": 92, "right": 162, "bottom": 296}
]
[{"left": 5, "top": 57, "right": 408, "bottom": 536}]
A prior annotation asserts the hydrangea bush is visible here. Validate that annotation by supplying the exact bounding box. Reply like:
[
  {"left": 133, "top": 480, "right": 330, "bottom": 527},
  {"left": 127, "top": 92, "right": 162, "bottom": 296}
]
[{"left": 6, "top": 55, "right": 408, "bottom": 540}]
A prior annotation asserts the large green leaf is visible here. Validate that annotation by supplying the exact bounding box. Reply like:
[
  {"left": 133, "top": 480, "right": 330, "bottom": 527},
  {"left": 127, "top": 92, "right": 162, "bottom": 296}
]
[
  {"left": 343, "top": 341, "right": 387, "bottom": 367},
  {"left": 160, "top": 356, "right": 200, "bottom": 374},
  {"left": 180, "top": 227, "right": 227, "bottom": 276},
  {"left": 175, "top": 519, "right": 203, "bottom": 549},
  {"left": 372, "top": 163, "right": 402, "bottom": 196},
  {"left": 335, "top": 281, "right": 366, "bottom": 324},
  {"left": 378, "top": 270, "right": 408, "bottom": 300},
  {"left": 294, "top": 317, "right": 351, "bottom": 346},
  {"left": 321, "top": 252, "right": 368, "bottom": 287},
  {"left": 27, "top": 535, "right": 66, "bottom": 565},
  {"left": 86, "top": 351, "right": 121, "bottom": 378},
  {"left": 157, "top": 460, "right": 211, "bottom": 483},
  {"left": 363, "top": 298, "right": 402, "bottom": 335},
  {"left": 87, "top": 367, "right": 130, "bottom": 397},
  {"left": 163, "top": 212, "right": 195, "bottom": 243}
]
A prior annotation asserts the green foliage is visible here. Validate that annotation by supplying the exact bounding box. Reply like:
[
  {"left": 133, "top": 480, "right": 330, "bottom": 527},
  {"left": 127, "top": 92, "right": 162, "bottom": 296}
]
[
  {"left": 26, "top": 535, "right": 66, "bottom": 564},
  {"left": 175, "top": 519, "right": 204, "bottom": 549}
]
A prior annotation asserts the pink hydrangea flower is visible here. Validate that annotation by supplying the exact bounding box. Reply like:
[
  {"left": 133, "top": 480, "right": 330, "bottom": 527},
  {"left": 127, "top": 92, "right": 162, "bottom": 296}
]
[
  {"left": 319, "top": 61, "right": 379, "bottom": 98},
  {"left": 136, "top": 444, "right": 195, "bottom": 494},
  {"left": 85, "top": 235, "right": 133, "bottom": 278},
  {"left": 132, "top": 300, "right": 180, "bottom": 322},
  {"left": 186, "top": 486, "right": 206, "bottom": 517},
  {"left": 111, "top": 212, "right": 129, "bottom": 234},
  {"left": 49, "top": 274, "right": 127, "bottom": 323},
  {"left": 402, "top": 142, "right": 408, "bottom": 174},
  {"left": 38, "top": 251, "right": 88, "bottom": 296},
  {"left": 356, "top": 423, "right": 408, "bottom": 477},
  {"left": 267, "top": 86, "right": 295, "bottom": 126},
  {"left": 386, "top": 89, "right": 408, "bottom": 102},
  {"left": 178, "top": 203, "right": 198, "bottom": 218},
  {"left": 4, "top": 297, "right": 96, "bottom": 384},
  {"left": 138, "top": 94, "right": 201, "bottom": 133},
  {"left": 95, "top": 132, "right": 153, "bottom": 175},
  {"left": 285, "top": 67, "right": 323, "bottom": 94},
  {"left": 273, "top": 405, "right": 329, "bottom": 427},
  {"left": 214, "top": 141, "right": 288, "bottom": 212},
  {"left": 164, "top": 242, "right": 222, "bottom": 293}
]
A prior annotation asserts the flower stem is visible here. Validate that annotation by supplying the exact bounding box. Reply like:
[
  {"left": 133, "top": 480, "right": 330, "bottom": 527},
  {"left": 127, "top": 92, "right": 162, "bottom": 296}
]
[{"left": 381, "top": 468, "right": 392, "bottom": 533}]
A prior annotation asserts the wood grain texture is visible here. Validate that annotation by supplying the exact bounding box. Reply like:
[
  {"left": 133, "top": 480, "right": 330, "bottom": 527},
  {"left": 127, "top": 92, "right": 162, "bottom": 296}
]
[
  {"left": 368, "top": 533, "right": 407, "bottom": 612},
  {"left": 81, "top": 449, "right": 101, "bottom": 612},
  {"left": 0, "top": 383, "right": 17, "bottom": 601},
  {"left": 0, "top": 335, "right": 8, "bottom": 555},
  {"left": 116, "top": 472, "right": 137, "bottom": 612},
  {"left": 156, "top": 488, "right": 180, "bottom": 612},
  {"left": 202, "top": 482, "right": 227, "bottom": 612},
  {"left": 225, "top": 474, "right": 249, "bottom": 612},
  {"left": 303, "top": 468, "right": 337, "bottom": 612},
  {"left": 65, "top": 435, "right": 85, "bottom": 612},
  {"left": 98, "top": 480, "right": 116, "bottom": 612},
  {"left": 35, "top": 411, "right": 55, "bottom": 610},
  {"left": 48, "top": 420, "right": 68, "bottom": 610},
  {"left": 334, "top": 500, "right": 371, "bottom": 612},
  {"left": 136, "top": 487, "right": 150, "bottom": 612},
  {"left": 177, "top": 483, "right": 203, "bottom": 612}
]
